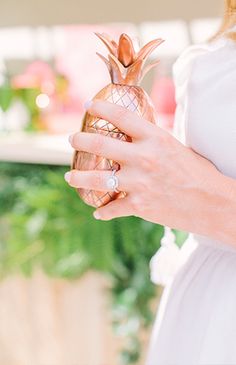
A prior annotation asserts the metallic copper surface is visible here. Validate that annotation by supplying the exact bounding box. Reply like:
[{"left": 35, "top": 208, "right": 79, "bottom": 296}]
[{"left": 71, "top": 33, "right": 164, "bottom": 208}]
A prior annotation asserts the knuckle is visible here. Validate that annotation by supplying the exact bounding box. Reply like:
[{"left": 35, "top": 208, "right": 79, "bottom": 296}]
[
  {"left": 92, "top": 134, "right": 104, "bottom": 155},
  {"left": 129, "top": 195, "right": 141, "bottom": 212},
  {"left": 115, "top": 106, "right": 129, "bottom": 122},
  {"left": 139, "top": 176, "right": 149, "bottom": 191},
  {"left": 147, "top": 129, "right": 168, "bottom": 151},
  {"left": 139, "top": 149, "right": 156, "bottom": 170},
  {"left": 91, "top": 172, "right": 103, "bottom": 188},
  {"left": 157, "top": 131, "right": 169, "bottom": 146}
]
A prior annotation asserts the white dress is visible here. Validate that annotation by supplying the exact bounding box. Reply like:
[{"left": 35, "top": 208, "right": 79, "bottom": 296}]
[{"left": 146, "top": 26, "right": 236, "bottom": 365}]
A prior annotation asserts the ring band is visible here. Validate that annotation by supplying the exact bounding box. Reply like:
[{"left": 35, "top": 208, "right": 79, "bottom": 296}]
[{"left": 106, "top": 168, "right": 120, "bottom": 193}]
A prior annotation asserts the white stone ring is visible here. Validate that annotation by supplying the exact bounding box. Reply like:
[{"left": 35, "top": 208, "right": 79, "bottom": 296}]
[{"left": 106, "top": 168, "right": 120, "bottom": 193}]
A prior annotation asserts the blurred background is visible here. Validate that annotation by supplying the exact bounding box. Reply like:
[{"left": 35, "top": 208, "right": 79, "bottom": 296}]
[{"left": 0, "top": 0, "right": 222, "bottom": 364}]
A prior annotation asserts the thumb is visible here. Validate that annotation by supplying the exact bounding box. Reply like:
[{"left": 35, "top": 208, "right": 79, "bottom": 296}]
[{"left": 93, "top": 197, "right": 133, "bottom": 221}]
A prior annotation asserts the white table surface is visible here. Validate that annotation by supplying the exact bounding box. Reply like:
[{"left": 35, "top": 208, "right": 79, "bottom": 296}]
[{"left": 0, "top": 132, "right": 73, "bottom": 166}]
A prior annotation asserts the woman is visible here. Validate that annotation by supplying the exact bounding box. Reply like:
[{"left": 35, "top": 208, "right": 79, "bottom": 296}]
[{"left": 65, "top": 0, "right": 236, "bottom": 363}]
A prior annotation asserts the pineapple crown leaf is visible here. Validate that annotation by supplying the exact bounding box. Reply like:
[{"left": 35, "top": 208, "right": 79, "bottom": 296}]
[
  {"left": 94, "top": 32, "right": 118, "bottom": 57},
  {"left": 94, "top": 32, "right": 164, "bottom": 85},
  {"left": 108, "top": 54, "right": 125, "bottom": 84},
  {"left": 136, "top": 38, "right": 164, "bottom": 63},
  {"left": 117, "top": 33, "right": 136, "bottom": 67},
  {"left": 140, "top": 59, "right": 161, "bottom": 84},
  {"left": 125, "top": 59, "right": 143, "bottom": 85},
  {"left": 96, "top": 52, "right": 112, "bottom": 77}
]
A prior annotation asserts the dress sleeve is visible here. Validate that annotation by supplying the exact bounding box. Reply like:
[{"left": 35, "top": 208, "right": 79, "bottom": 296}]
[{"left": 172, "top": 44, "right": 209, "bottom": 144}]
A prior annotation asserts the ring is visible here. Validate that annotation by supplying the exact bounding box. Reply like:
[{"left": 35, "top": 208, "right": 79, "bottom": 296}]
[{"left": 106, "top": 168, "right": 120, "bottom": 193}]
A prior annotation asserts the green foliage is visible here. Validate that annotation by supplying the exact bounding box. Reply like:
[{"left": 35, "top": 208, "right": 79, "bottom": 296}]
[
  {"left": 171, "top": 228, "right": 189, "bottom": 248},
  {"left": 0, "top": 162, "right": 187, "bottom": 364},
  {"left": 0, "top": 82, "right": 14, "bottom": 112},
  {"left": 16, "top": 88, "right": 41, "bottom": 131},
  {"left": 0, "top": 82, "right": 41, "bottom": 130}
]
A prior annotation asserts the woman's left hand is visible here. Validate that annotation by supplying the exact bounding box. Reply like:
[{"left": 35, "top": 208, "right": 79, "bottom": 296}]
[{"left": 64, "top": 100, "right": 222, "bottom": 233}]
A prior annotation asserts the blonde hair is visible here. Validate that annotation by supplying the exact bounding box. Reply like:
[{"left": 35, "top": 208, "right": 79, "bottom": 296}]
[{"left": 211, "top": 0, "right": 236, "bottom": 41}]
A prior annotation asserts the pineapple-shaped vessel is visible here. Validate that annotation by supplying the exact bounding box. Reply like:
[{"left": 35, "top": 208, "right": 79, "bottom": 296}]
[{"left": 72, "top": 32, "right": 164, "bottom": 208}]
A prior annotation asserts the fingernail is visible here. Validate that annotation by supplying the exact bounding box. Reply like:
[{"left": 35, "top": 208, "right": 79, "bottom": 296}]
[
  {"left": 64, "top": 171, "right": 71, "bottom": 183},
  {"left": 68, "top": 134, "right": 73, "bottom": 144},
  {"left": 84, "top": 100, "right": 93, "bottom": 110},
  {"left": 93, "top": 211, "right": 101, "bottom": 220}
]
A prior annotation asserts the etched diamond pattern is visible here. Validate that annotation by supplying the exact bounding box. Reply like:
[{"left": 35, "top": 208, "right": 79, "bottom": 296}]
[{"left": 74, "top": 84, "right": 153, "bottom": 207}]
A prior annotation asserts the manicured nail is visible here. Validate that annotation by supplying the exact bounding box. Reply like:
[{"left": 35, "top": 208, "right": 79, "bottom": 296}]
[
  {"left": 68, "top": 134, "right": 73, "bottom": 144},
  {"left": 64, "top": 171, "right": 71, "bottom": 183},
  {"left": 84, "top": 100, "right": 93, "bottom": 110},
  {"left": 93, "top": 211, "right": 101, "bottom": 220}
]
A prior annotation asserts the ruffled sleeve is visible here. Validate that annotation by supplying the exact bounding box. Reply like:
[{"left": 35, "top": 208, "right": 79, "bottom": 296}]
[{"left": 172, "top": 44, "right": 209, "bottom": 144}]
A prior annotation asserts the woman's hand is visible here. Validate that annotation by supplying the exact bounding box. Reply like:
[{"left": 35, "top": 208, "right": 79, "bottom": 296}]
[{"left": 65, "top": 100, "right": 236, "bottom": 244}]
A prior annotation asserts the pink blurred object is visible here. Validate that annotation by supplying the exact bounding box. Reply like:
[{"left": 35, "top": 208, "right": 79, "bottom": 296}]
[
  {"left": 11, "top": 60, "right": 85, "bottom": 134},
  {"left": 11, "top": 61, "right": 55, "bottom": 94},
  {"left": 41, "top": 111, "right": 83, "bottom": 134},
  {"left": 150, "top": 76, "right": 176, "bottom": 131}
]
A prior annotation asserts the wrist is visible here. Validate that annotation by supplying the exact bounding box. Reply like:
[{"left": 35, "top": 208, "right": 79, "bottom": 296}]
[{"left": 198, "top": 169, "right": 236, "bottom": 245}]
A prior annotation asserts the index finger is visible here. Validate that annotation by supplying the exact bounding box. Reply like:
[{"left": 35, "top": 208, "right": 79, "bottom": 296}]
[{"left": 85, "top": 99, "right": 156, "bottom": 140}]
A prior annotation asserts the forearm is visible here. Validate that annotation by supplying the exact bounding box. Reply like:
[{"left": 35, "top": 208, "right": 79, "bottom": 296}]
[{"left": 194, "top": 170, "right": 236, "bottom": 246}]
